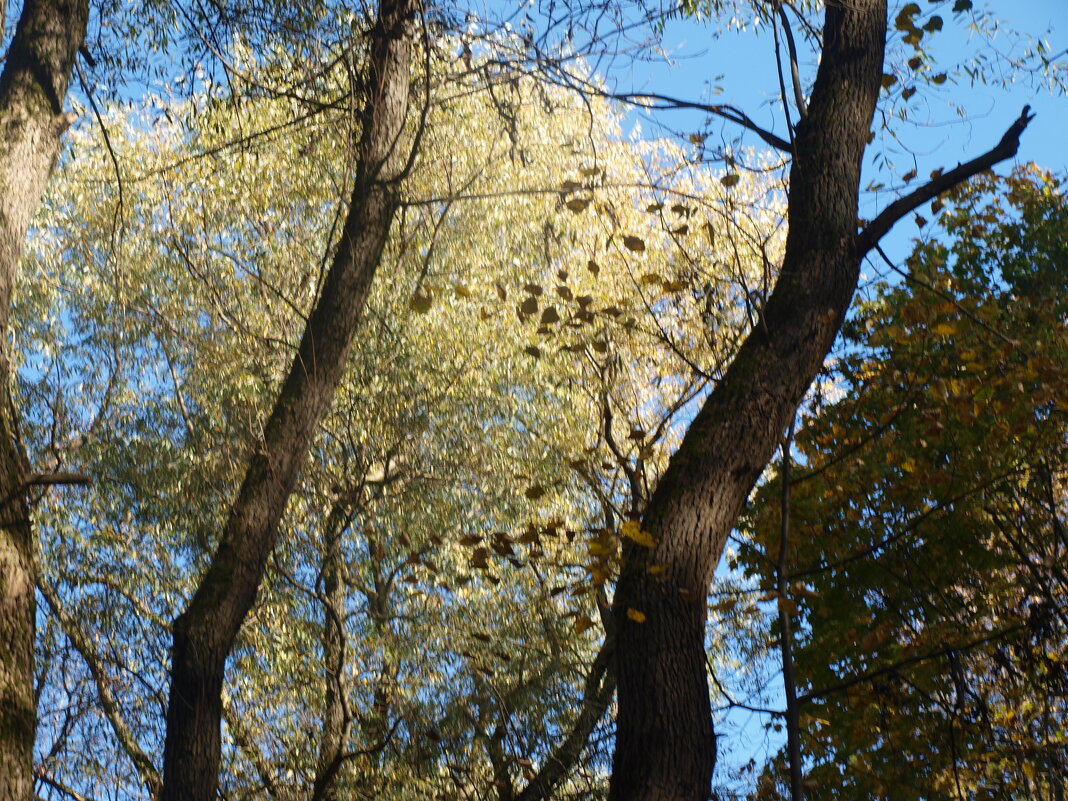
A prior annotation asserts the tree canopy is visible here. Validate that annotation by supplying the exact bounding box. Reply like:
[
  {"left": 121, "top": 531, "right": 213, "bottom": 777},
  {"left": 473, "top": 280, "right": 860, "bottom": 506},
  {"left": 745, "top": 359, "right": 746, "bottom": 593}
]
[{"left": 0, "top": 1, "right": 1063, "bottom": 801}]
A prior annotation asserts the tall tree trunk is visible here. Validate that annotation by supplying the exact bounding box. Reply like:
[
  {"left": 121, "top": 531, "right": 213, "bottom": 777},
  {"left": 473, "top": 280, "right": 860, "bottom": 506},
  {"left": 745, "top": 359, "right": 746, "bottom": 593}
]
[
  {"left": 159, "top": 3, "right": 417, "bottom": 799},
  {"left": 609, "top": 3, "right": 1036, "bottom": 799},
  {"left": 0, "top": 1, "right": 87, "bottom": 799},
  {"left": 610, "top": 3, "right": 888, "bottom": 799}
]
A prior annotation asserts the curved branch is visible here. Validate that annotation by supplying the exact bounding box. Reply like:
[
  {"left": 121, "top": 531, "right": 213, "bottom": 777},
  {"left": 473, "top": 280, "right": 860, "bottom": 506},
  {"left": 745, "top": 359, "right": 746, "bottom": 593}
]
[
  {"left": 776, "top": 2, "right": 808, "bottom": 120},
  {"left": 515, "top": 634, "right": 616, "bottom": 801},
  {"left": 37, "top": 575, "right": 161, "bottom": 800},
  {"left": 607, "top": 92, "right": 793, "bottom": 153},
  {"left": 858, "top": 105, "right": 1035, "bottom": 256}
]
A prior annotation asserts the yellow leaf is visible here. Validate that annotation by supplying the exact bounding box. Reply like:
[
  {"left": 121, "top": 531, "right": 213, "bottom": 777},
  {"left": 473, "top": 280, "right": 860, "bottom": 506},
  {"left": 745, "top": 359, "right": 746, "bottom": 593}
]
[
  {"left": 932, "top": 321, "right": 956, "bottom": 336},
  {"left": 574, "top": 616, "right": 594, "bottom": 634},
  {"left": 621, "top": 520, "right": 657, "bottom": 548},
  {"left": 626, "top": 608, "right": 647, "bottom": 623}
]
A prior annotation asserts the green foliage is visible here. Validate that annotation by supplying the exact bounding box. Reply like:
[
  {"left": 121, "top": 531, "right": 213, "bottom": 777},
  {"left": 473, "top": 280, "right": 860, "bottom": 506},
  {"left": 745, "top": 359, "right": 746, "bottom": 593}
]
[{"left": 743, "top": 167, "right": 1068, "bottom": 800}]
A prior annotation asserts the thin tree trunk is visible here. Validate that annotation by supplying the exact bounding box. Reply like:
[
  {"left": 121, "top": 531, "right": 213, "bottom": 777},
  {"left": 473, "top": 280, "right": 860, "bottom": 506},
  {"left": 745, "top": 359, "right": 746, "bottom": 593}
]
[
  {"left": 312, "top": 502, "right": 356, "bottom": 801},
  {"left": 777, "top": 417, "right": 802, "bottom": 801},
  {"left": 159, "top": 3, "right": 417, "bottom": 799},
  {"left": 0, "top": 1, "right": 87, "bottom": 798},
  {"left": 515, "top": 633, "right": 616, "bottom": 801}
]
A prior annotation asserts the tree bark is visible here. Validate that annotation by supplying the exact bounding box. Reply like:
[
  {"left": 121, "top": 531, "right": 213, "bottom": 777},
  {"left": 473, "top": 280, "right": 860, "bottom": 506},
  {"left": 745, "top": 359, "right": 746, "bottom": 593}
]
[
  {"left": 609, "top": 3, "right": 1036, "bottom": 800},
  {"left": 311, "top": 501, "right": 358, "bottom": 801},
  {"left": 0, "top": 1, "right": 87, "bottom": 799},
  {"left": 610, "top": 3, "right": 888, "bottom": 799},
  {"left": 159, "top": 3, "right": 417, "bottom": 799}
]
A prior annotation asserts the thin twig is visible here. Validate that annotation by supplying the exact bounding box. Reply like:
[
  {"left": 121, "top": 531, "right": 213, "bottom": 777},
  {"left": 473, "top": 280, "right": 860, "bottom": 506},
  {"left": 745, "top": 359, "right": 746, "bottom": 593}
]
[{"left": 776, "top": 414, "right": 803, "bottom": 801}]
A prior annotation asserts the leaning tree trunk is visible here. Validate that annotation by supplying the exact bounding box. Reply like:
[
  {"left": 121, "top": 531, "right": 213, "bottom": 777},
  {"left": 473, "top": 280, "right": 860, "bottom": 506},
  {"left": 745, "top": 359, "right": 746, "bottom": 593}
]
[
  {"left": 159, "top": 2, "right": 417, "bottom": 799},
  {"left": 0, "top": 1, "right": 88, "bottom": 798},
  {"left": 609, "top": 2, "right": 1037, "bottom": 799},
  {"left": 610, "top": 2, "right": 888, "bottom": 799}
]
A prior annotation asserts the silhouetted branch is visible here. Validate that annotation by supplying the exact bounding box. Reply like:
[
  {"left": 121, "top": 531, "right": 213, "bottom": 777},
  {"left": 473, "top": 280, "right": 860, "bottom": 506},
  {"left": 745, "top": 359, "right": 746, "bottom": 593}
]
[{"left": 858, "top": 106, "right": 1035, "bottom": 255}]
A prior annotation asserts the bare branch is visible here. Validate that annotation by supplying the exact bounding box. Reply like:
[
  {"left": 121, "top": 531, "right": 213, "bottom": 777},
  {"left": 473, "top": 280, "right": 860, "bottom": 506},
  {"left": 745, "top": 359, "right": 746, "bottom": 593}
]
[
  {"left": 799, "top": 624, "right": 1028, "bottom": 706},
  {"left": 35, "top": 768, "right": 96, "bottom": 801},
  {"left": 515, "top": 634, "right": 616, "bottom": 801},
  {"left": 858, "top": 106, "right": 1035, "bottom": 256},
  {"left": 776, "top": 2, "right": 807, "bottom": 120},
  {"left": 607, "top": 92, "right": 793, "bottom": 153},
  {"left": 37, "top": 575, "right": 161, "bottom": 800}
]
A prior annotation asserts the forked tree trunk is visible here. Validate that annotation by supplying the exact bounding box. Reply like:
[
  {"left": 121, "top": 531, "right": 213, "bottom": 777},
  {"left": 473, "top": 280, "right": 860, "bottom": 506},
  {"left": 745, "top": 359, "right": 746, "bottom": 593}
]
[
  {"left": 610, "top": 3, "right": 888, "bottom": 799},
  {"left": 159, "top": 2, "right": 417, "bottom": 799},
  {"left": 0, "top": 1, "right": 88, "bottom": 798}
]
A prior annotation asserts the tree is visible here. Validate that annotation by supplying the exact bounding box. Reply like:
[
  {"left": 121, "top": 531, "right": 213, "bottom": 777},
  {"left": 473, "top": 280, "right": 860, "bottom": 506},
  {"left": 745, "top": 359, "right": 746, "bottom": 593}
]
[
  {"left": 606, "top": 2, "right": 1037, "bottom": 799},
  {"left": 0, "top": 2, "right": 87, "bottom": 798},
  {"left": 741, "top": 166, "right": 1067, "bottom": 800},
  {"left": 156, "top": 1, "right": 420, "bottom": 798},
  {"left": 1, "top": 0, "right": 1057, "bottom": 798},
  {"left": 22, "top": 27, "right": 781, "bottom": 798},
  {"left": 3, "top": 0, "right": 419, "bottom": 796}
]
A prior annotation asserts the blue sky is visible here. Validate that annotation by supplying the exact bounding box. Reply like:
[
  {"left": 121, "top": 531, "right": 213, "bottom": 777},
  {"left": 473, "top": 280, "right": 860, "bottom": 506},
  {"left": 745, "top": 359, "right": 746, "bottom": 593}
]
[
  {"left": 598, "top": 1, "right": 1068, "bottom": 789},
  {"left": 611, "top": 0, "right": 1067, "bottom": 272},
  {"left": 634, "top": 0, "right": 1066, "bottom": 168}
]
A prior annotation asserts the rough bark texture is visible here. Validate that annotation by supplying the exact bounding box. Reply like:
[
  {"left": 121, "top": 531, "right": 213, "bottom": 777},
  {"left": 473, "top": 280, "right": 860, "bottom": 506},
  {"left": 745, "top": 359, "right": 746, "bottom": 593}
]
[
  {"left": 609, "top": 3, "right": 1037, "bottom": 799},
  {"left": 159, "top": 3, "right": 417, "bottom": 799},
  {"left": 610, "top": 2, "right": 888, "bottom": 799},
  {"left": 0, "top": 1, "right": 87, "bottom": 799}
]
